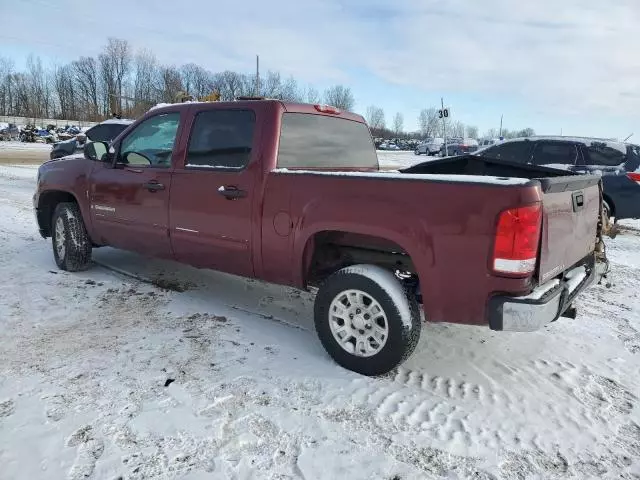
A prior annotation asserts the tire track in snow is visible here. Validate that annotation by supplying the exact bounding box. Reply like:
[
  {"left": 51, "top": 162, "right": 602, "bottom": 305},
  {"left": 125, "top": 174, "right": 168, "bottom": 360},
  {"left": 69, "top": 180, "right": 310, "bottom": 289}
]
[{"left": 324, "top": 355, "right": 637, "bottom": 457}]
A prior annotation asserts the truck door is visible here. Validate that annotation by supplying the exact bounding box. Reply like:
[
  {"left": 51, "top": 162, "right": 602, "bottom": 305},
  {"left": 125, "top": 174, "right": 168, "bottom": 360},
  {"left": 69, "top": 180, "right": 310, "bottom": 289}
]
[
  {"left": 169, "top": 107, "right": 258, "bottom": 277},
  {"left": 89, "top": 111, "right": 182, "bottom": 258}
]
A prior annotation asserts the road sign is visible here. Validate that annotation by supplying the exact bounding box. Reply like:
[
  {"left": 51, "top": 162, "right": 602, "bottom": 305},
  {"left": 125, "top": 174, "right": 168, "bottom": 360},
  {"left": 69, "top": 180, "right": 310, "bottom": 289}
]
[{"left": 438, "top": 108, "right": 449, "bottom": 119}]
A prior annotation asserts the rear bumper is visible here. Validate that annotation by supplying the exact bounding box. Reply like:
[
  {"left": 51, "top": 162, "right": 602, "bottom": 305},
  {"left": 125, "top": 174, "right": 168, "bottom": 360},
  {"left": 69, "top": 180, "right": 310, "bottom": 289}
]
[{"left": 488, "top": 259, "right": 596, "bottom": 332}]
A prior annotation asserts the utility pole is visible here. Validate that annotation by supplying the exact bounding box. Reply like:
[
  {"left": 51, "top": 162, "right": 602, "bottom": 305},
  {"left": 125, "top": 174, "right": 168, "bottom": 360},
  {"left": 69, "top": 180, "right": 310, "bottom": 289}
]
[
  {"left": 441, "top": 97, "right": 447, "bottom": 156},
  {"left": 255, "top": 55, "right": 260, "bottom": 96},
  {"left": 499, "top": 114, "right": 503, "bottom": 138}
]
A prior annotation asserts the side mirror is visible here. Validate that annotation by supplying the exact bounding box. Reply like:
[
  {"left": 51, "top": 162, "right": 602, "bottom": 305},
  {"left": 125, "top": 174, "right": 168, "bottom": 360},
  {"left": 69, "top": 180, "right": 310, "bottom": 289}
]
[{"left": 84, "top": 141, "right": 109, "bottom": 162}]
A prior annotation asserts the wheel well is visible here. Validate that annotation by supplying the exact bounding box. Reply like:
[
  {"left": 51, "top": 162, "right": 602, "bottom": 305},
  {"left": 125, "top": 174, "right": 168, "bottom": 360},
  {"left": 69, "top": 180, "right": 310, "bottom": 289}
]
[
  {"left": 602, "top": 194, "right": 614, "bottom": 216},
  {"left": 37, "top": 191, "right": 78, "bottom": 237},
  {"left": 304, "top": 231, "right": 418, "bottom": 288}
]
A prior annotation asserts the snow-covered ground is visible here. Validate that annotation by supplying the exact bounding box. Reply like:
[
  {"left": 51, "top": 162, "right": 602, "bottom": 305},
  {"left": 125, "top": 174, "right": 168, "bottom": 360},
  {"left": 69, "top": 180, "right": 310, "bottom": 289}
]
[
  {"left": 0, "top": 165, "right": 639, "bottom": 480},
  {"left": 0, "top": 141, "right": 52, "bottom": 151},
  {"left": 377, "top": 150, "right": 425, "bottom": 170}
]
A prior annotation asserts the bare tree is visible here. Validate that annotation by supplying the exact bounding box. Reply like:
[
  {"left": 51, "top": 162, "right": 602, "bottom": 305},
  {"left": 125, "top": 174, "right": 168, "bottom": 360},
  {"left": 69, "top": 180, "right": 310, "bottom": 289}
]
[
  {"left": 516, "top": 127, "right": 535, "bottom": 137},
  {"left": 181, "top": 63, "right": 213, "bottom": 99},
  {"left": 305, "top": 85, "right": 320, "bottom": 104},
  {"left": 133, "top": 49, "right": 158, "bottom": 112},
  {"left": 484, "top": 128, "right": 498, "bottom": 139},
  {"left": 10, "top": 73, "right": 29, "bottom": 116},
  {"left": 260, "top": 71, "right": 282, "bottom": 98},
  {"left": 213, "top": 70, "right": 251, "bottom": 101},
  {"left": 99, "top": 38, "right": 132, "bottom": 115},
  {"left": 466, "top": 125, "right": 479, "bottom": 139},
  {"left": 393, "top": 112, "right": 404, "bottom": 136},
  {"left": 323, "top": 85, "right": 354, "bottom": 111},
  {"left": 450, "top": 121, "right": 465, "bottom": 138},
  {"left": 366, "top": 105, "right": 385, "bottom": 130},
  {"left": 0, "top": 56, "right": 15, "bottom": 115},
  {"left": 73, "top": 56, "right": 99, "bottom": 120},
  {"left": 54, "top": 64, "right": 76, "bottom": 119},
  {"left": 26, "top": 55, "right": 52, "bottom": 118},
  {"left": 158, "top": 66, "right": 183, "bottom": 103},
  {"left": 418, "top": 107, "right": 439, "bottom": 138},
  {"left": 279, "top": 76, "right": 302, "bottom": 102}
]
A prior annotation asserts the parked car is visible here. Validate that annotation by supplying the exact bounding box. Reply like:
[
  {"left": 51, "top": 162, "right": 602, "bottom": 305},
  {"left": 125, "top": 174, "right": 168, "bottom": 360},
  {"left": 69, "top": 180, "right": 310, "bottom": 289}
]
[
  {"left": 50, "top": 118, "right": 133, "bottom": 160},
  {"left": 478, "top": 138, "right": 502, "bottom": 148},
  {"left": 476, "top": 136, "right": 640, "bottom": 224},
  {"left": 415, "top": 137, "right": 444, "bottom": 155},
  {"left": 0, "top": 123, "right": 20, "bottom": 141},
  {"left": 34, "top": 100, "right": 603, "bottom": 375},
  {"left": 440, "top": 138, "right": 479, "bottom": 156},
  {"left": 378, "top": 142, "right": 400, "bottom": 151}
]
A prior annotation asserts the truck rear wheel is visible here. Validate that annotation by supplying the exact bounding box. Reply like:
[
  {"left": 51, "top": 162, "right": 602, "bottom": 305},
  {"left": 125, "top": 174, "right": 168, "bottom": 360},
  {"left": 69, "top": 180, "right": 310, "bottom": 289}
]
[
  {"left": 51, "top": 202, "right": 92, "bottom": 272},
  {"left": 314, "top": 264, "right": 421, "bottom": 376}
]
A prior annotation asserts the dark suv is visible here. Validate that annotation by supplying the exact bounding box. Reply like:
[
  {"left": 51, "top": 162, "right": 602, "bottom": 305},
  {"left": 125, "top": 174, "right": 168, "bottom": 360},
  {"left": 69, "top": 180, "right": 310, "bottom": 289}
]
[
  {"left": 50, "top": 119, "right": 133, "bottom": 160},
  {"left": 476, "top": 136, "right": 640, "bottom": 222}
]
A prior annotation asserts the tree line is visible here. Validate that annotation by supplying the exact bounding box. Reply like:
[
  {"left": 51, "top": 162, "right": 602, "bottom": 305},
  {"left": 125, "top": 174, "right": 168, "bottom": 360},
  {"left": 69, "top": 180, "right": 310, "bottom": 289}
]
[
  {"left": 0, "top": 37, "right": 536, "bottom": 140},
  {"left": 0, "top": 38, "right": 356, "bottom": 122},
  {"left": 367, "top": 105, "right": 534, "bottom": 140}
]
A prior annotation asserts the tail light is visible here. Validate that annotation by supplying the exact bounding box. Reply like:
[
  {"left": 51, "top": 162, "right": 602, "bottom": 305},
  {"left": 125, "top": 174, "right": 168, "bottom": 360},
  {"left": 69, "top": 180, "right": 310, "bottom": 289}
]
[
  {"left": 492, "top": 204, "right": 542, "bottom": 275},
  {"left": 314, "top": 104, "right": 341, "bottom": 114},
  {"left": 627, "top": 172, "right": 640, "bottom": 185}
]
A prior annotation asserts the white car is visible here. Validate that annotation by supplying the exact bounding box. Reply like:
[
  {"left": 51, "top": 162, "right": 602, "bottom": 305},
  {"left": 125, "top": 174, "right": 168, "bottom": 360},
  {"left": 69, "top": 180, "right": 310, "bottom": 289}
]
[
  {"left": 415, "top": 137, "right": 444, "bottom": 156},
  {"left": 379, "top": 142, "right": 400, "bottom": 151}
]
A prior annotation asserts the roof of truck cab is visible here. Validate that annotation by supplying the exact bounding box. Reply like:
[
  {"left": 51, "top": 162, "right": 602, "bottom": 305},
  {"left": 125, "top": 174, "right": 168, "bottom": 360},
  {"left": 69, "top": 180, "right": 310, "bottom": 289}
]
[{"left": 147, "top": 100, "right": 366, "bottom": 122}]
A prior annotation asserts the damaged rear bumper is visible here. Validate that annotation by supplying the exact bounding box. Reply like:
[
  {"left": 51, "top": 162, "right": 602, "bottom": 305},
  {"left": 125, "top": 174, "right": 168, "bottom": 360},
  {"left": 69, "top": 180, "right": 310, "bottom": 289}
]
[{"left": 488, "top": 258, "right": 597, "bottom": 332}]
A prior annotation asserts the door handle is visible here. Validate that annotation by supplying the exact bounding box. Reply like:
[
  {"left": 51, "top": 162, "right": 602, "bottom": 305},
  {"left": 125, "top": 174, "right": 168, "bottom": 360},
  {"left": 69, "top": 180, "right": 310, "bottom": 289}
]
[
  {"left": 218, "top": 185, "right": 247, "bottom": 200},
  {"left": 143, "top": 181, "right": 165, "bottom": 192}
]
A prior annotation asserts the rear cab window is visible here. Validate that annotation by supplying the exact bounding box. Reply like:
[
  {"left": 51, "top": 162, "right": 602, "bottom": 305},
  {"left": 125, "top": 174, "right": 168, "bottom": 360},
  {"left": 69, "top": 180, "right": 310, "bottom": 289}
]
[
  {"left": 479, "top": 141, "right": 531, "bottom": 163},
  {"left": 277, "top": 113, "right": 378, "bottom": 169},
  {"left": 532, "top": 141, "right": 578, "bottom": 167},
  {"left": 186, "top": 109, "right": 256, "bottom": 170}
]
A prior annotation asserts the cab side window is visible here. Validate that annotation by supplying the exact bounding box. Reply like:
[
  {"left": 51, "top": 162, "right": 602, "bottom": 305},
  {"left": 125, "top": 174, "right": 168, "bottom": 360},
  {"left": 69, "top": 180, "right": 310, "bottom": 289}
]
[
  {"left": 119, "top": 113, "right": 180, "bottom": 168},
  {"left": 186, "top": 110, "right": 256, "bottom": 170}
]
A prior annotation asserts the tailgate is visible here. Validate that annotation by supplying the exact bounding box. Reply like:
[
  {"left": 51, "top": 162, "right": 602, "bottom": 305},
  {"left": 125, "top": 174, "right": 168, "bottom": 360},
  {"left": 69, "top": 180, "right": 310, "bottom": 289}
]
[{"left": 537, "top": 175, "right": 601, "bottom": 283}]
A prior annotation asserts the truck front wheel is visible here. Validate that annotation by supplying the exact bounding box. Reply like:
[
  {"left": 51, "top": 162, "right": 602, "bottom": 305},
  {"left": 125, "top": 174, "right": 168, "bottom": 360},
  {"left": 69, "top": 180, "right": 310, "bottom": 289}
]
[
  {"left": 314, "top": 265, "right": 421, "bottom": 376},
  {"left": 51, "top": 202, "right": 92, "bottom": 271}
]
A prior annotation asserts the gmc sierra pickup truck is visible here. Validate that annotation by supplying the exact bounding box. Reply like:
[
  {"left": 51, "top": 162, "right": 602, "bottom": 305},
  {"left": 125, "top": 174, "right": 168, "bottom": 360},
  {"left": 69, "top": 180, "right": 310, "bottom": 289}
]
[{"left": 34, "top": 100, "right": 605, "bottom": 375}]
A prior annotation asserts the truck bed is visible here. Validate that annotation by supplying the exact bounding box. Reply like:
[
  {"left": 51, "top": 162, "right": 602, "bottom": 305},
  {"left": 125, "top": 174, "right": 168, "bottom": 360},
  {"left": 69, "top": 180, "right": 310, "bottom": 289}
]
[{"left": 402, "top": 155, "right": 602, "bottom": 285}]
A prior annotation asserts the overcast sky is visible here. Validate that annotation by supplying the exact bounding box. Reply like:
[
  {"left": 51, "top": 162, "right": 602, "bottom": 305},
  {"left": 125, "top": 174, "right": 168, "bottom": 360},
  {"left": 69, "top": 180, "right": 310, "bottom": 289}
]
[{"left": 2, "top": 0, "right": 639, "bottom": 138}]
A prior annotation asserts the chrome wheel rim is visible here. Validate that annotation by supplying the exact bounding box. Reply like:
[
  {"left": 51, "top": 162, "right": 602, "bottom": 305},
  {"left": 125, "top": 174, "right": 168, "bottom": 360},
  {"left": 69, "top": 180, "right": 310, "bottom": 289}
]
[
  {"left": 55, "top": 217, "right": 66, "bottom": 259},
  {"left": 328, "top": 289, "right": 389, "bottom": 357}
]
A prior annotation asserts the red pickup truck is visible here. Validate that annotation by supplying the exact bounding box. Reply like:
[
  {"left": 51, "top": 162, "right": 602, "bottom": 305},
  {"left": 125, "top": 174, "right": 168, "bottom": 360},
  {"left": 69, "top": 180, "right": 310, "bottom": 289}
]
[{"left": 33, "top": 100, "right": 604, "bottom": 375}]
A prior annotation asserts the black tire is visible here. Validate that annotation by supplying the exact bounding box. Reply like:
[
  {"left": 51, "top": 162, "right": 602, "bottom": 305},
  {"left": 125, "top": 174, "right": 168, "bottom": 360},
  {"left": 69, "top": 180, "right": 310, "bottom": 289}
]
[
  {"left": 314, "top": 264, "right": 421, "bottom": 376},
  {"left": 51, "top": 202, "right": 92, "bottom": 271}
]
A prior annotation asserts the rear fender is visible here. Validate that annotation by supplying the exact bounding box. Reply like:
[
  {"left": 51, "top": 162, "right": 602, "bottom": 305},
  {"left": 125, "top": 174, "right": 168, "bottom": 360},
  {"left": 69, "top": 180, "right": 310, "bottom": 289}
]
[{"left": 292, "top": 199, "right": 435, "bottom": 299}]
